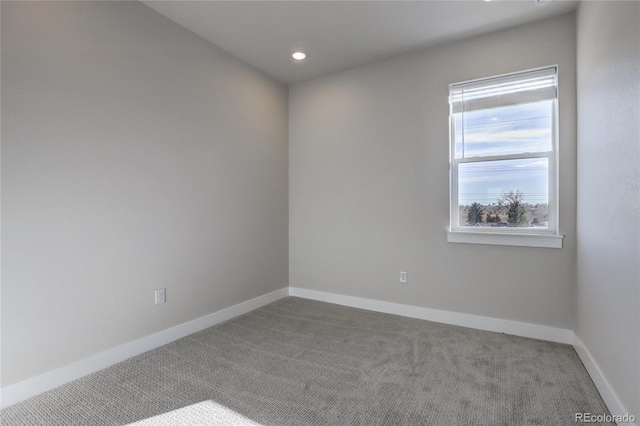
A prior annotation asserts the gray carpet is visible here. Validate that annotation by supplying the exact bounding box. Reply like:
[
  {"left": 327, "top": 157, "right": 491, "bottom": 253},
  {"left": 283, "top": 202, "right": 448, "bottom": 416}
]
[{"left": 1, "top": 297, "right": 612, "bottom": 425}]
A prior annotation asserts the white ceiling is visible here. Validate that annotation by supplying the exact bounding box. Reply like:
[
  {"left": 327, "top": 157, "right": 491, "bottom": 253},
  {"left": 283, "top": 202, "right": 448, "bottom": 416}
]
[{"left": 142, "top": 0, "right": 579, "bottom": 85}]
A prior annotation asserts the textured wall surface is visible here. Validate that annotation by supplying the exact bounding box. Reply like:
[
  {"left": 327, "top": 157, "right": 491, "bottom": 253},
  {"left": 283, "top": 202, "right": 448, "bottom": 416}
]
[
  {"left": 576, "top": 1, "right": 640, "bottom": 418},
  {"left": 1, "top": 1, "right": 288, "bottom": 386},
  {"left": 289, "top": 13, "right": 577, "bottom": 330}
]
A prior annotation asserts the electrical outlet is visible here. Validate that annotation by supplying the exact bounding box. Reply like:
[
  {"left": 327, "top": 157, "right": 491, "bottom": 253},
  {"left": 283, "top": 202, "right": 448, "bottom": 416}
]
[
  {"left": 155, "top": 288, "right": 166, "bottom": 305},
  {"left": 399, "top": 271, "right": 408, "bottom": 284}
]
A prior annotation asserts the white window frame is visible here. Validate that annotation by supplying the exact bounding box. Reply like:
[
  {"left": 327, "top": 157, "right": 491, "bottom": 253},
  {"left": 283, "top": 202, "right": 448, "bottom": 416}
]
[{"left": 447, "top": 66, "right": 563, "bottom": 248}]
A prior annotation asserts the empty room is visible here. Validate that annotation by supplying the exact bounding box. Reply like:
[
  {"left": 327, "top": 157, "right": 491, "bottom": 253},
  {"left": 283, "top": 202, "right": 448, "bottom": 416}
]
[{"left": 1, "top": 0, "right": 638, "bottom": 425}]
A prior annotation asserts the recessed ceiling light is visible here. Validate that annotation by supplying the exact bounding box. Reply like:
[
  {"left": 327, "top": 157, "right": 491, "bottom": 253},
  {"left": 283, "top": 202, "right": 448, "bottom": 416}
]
[{"left": 292, "top": 51, "right": 307, "bottom": 61}]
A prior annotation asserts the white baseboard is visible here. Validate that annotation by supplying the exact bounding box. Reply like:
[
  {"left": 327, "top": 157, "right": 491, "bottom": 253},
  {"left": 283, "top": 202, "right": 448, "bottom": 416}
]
[
  {"left": 573, "top": 335, "right": 638, "bottom": 426},
  {"left": 0, "top": 287, "right": 289, "bottom": 409},
  {"left": 289, "top": 287, "right": 574, "bottom": 344}
]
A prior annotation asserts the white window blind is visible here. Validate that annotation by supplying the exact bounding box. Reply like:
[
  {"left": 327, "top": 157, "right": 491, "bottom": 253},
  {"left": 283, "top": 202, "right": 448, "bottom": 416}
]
[{"left": 450, "top": 66, "right": 557, "bottom": 113}]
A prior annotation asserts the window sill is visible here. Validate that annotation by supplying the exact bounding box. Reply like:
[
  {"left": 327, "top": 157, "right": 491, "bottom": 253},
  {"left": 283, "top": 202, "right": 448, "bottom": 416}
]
[{"left": 447, "top": 230, "right": 563, "bottom": 248}]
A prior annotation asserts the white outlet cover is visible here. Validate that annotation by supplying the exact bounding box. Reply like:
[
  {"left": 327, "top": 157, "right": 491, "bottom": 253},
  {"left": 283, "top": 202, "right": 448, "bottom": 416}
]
[
  {"left": 399, "top": 272, "right": 408, "bottom": 283},
  {"left": 155, "top": 288, "right": 166, "bottom": 305}
]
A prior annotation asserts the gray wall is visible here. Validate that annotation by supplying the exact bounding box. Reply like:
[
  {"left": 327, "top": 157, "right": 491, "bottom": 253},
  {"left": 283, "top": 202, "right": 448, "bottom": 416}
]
[
  {"left": 1, "top": 1, "right": 288, "bottom": 386},
  {"left": 576, "top": 1, "right": 640, "bottom": 417},
  {"left": 289, "top": 13, "right": 577, "bottom": 330}
]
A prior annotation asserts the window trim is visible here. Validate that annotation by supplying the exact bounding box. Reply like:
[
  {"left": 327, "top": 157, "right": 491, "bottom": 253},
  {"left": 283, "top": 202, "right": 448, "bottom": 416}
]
[
  {"left": 447, "top": 230, "right": 563, "bottom": 249},
  {"left": 448, "top": 66, "right": 563, "bottom": 248}
]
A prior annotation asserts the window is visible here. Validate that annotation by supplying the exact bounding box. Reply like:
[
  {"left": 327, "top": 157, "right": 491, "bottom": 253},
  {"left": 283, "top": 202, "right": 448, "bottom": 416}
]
[{"left": 448, "top": 66, "right": 563, "bottom": 248}]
